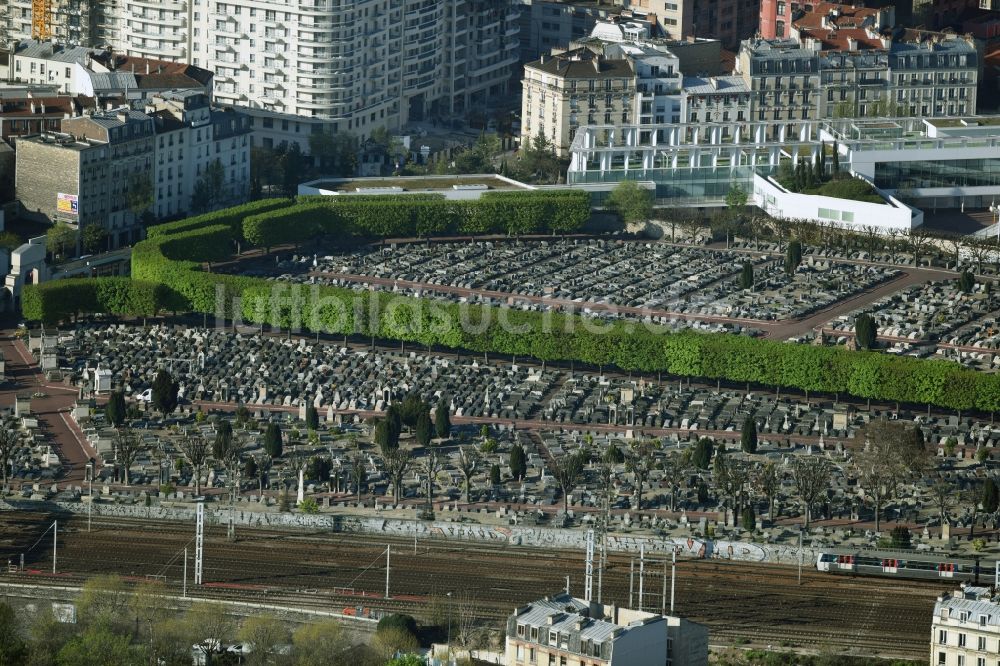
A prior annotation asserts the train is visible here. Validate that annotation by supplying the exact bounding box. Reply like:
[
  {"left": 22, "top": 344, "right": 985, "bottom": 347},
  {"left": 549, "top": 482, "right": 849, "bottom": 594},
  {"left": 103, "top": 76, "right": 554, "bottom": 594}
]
[{"left": 816, "top": 549, "right": 997, "bottom": 583}]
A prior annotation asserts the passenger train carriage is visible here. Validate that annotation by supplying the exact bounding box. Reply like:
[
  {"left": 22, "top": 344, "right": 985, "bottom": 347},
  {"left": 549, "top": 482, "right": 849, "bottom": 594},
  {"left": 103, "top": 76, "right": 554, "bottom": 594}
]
[{"left": 817, "top": 550, "right": 992, "bottom": 582}]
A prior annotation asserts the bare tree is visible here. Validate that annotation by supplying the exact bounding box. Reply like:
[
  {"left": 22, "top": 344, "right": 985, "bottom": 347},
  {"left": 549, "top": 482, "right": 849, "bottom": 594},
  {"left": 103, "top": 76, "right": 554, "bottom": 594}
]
[
  {"left": 853, "top": 449, "right": 902, "bottom": 533},
  {"left": 419, "top": 450, "right": 442, "bottom": 508},
  {"left": 0, "top": 422, "right": 19, "bottom": 491},
  {"left": 552, "top": 452, "right": 585, "bottom": 516},
  {"left": 907, "top": 227, "right": 934, "bottom": 267},
  {"left": 349, "top": 452, "right": 367, "bottom": 505},
  {"left": 931, "top": 480, "right": 953, "bottom": 528},
  {"left": 382, "top": 448, "right": 411, "bottom": 503},
  {"left": 456, "top": 447, "right": 480, "bottom": 505},
  {"left": 454, "top": 590, "right": 480, "bottom": 649},
  {"left": 862, "top": 420, "right": 930, "bottom": 476},
  {"left": 254, "top": 453, "right": 272, "bottom": 493},
  {"left": 753, "top": 460, "right": 784, "bottom": 520},
  {"left": 113, "top": 428, "right": 146, "bottom": 486},
  {"left": 626, "top": 440, "right": 657, "bottom": 510},
  {"left": 178, "top": 435, "right": 210, "bottom": 496},
  {"left": 792, "top": 458, "right": 832, "bottom": 529},
  {"left": 963, "top": 481, "right": 981, "bottom": 542},
  {"left": 714, "top": 453, "right": 751, "bottom": 523},
  {"left": 660, "top": 451, "right": 687, "bottom": 512}
]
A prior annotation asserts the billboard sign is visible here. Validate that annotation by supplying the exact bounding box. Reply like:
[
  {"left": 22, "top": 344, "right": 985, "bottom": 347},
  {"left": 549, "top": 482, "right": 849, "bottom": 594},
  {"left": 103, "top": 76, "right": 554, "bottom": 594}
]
[{"left": 56, "top": 193, "right": 79, "bottom": 215}]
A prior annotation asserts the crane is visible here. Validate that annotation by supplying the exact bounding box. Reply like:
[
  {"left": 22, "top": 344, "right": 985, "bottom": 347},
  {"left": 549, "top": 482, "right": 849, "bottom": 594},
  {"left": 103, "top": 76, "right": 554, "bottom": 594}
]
[{"left": 32, "top": 0, "right": 52, "bottom": 41}]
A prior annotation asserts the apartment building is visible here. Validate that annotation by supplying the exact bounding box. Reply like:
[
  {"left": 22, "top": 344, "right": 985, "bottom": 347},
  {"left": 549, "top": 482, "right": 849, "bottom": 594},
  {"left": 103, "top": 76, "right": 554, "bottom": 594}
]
[
  {"left": 15, "top": 109, "right": 155, "bottom": 248},
  {"left": 505, "top": 593, "right": 708, "bottom": 666},
  {"left": 521, "top": 48, "right": 636, "bottom": 155},
  {"left": 0, "top": 94, "right": 92, "bottom": 143},
  {"left": 932, "top": 585, "right": 1000, "bottom": 666},
  {"left": 629, "top": 0, "right": 759, "bottom": 48},
  {"left": 888, "top": 35, "right": 978, "bottom": 118},
  {"left": 5, "top": 0, "right": 97, "bottom": 48},
  {"left": 761, "top": 0, "right": 894, "bottom": 41},
  {"left": 517, "top": 0, "right": 630, "bottom": 63},
  {"left": 145, "top": 90, "right": 251, "bottom": 220}
]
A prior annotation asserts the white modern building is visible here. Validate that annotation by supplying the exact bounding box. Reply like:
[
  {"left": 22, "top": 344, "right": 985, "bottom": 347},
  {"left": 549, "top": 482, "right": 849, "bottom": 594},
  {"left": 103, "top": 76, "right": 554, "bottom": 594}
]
[
  {"left": 932, "top": 585, "right": 1000, "bottom": 666},
  {"left": 505, "top": 593, "right": 708, "bottom": 666},
  {"left": 566, "top": 115, "right": 1000, "bottom": 227}
]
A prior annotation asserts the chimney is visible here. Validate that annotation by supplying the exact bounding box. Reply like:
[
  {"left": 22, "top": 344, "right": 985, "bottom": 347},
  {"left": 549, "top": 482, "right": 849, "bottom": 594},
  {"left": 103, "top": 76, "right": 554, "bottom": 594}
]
[
  {"left": 29, "top": 101, "right": 35, "bottom": 114},
  {"left": 40, "top": 101, "right": 45, "bottom": 113},
  {"left": 847, "top": 38, "right": 857, "bottom": 50},
  {"left": 540, "top": 54, "right": 547, "bottom": 64},
  {"left": 146, "top": 62, "right": 150, "bottom": 75}
]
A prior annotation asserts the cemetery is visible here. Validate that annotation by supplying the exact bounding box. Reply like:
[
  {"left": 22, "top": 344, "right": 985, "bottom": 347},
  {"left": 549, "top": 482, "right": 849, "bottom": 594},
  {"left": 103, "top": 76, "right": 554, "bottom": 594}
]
[
  {"left": 817, "top": 280, "right": 1000, "bottom": 371},
  {"left": 16, "top": 321, "right": 1000, "bottom": 558},
  {"left": 241, "top": 239, "right": 901, "bottom": 324}
]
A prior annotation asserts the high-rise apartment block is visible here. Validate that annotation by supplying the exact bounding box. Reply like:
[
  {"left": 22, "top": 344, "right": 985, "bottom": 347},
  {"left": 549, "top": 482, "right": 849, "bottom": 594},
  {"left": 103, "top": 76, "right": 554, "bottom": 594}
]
[
  {"left": 2, "top": 0, "right": 521, "bottom": 148},
  {"left": 629, "top": 0, "right": 761, "bottom": 48}
]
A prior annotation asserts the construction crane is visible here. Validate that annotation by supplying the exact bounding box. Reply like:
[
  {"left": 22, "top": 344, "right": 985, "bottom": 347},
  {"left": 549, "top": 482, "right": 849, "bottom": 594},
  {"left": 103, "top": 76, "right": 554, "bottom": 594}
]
[{"left": 32, "top": 0, "right": 52, "bottom": 41}]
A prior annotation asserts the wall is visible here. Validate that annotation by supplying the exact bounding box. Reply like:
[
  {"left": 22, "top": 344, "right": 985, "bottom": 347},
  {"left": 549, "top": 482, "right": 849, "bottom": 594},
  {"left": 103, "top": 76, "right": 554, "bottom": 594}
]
[
  {"left": 33, "top": 500, "right": 819, "bottom": 567},
  {"left": 14, "top": 138, "right": 80, "bottom": 224},
  {"left": 752, "top": 173, "right": 918, "bottom": 232}
]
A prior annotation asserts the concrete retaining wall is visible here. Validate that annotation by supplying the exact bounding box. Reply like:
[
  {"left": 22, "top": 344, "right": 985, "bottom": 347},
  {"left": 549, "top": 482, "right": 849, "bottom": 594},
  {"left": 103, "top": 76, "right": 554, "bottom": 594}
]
[{"left": 25, "top": 500, "right": 818, "bottom": 567}]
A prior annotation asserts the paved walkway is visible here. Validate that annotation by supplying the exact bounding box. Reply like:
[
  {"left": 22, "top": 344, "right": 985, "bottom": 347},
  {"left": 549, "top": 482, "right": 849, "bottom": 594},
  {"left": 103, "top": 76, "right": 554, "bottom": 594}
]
[{"left": 0, "top": 334, "right": 96, "bottom": 483}]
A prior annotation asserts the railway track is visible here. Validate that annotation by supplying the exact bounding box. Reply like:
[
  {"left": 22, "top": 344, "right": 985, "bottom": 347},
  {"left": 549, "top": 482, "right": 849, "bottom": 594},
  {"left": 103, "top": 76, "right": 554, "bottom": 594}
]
[{"left": 0, "top": 511, "right": 941, "bottom": 657}]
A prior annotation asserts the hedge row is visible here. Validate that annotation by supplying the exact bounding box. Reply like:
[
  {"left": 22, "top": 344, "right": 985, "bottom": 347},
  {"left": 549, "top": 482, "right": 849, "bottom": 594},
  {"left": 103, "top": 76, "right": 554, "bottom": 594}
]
[
  {"left": 146, "top": 198, "right": 294, "bottom": 241},
  {"left": 22, "top": 194, "right": 1000, "bottom": 414},
  {"left": 22, "top": 277, "right": 167, "bottom": 324},
  {"left": 242, "top": 191, "right": 592, "bottom": 248}
]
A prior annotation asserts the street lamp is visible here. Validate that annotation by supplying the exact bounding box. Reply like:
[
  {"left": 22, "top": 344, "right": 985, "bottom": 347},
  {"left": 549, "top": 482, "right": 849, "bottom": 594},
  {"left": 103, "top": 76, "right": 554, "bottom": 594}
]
[
  {"left": 446, "top": 591, "right": 453, "bottom": 660},
  {"left": 991, "top": 200, "right": 1000, "bottom": 245},
  {"left": 85, "top": 461, "right": 93, "bottom": 532}
]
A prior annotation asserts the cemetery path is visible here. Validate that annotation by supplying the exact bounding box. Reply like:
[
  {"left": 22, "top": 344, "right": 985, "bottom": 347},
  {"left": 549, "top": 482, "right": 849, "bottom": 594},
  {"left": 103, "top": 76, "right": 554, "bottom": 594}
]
[
  {"left": 309, "top": 269, "right": 774, "bottom": 328},
  {"left": 0, "top": 334, "right": 95, "bottom": 483},
  {"left": 763, "top": 267, "right": 940, "bottom": 339}
]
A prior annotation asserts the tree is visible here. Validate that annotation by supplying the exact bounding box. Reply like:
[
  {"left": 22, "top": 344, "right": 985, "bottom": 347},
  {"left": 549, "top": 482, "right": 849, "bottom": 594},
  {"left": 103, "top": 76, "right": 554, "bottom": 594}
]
[
  {"left": 792, "top": 458, "right": 831, "bottom": 528},
  {"left": 490, "top": 463, "right": 502, "bottom": 488},
  {"left": 724, "top": 183, "right": 748, "bottom": 247},
  {"left": 151, "top": 369, "right": 179, "bottom": 418},
  {"left": 0, "top": 601, "right": 27, "bottom": 664},
  {"left": 382, "top": 448, "right": 412, "bottom": 502},
  {"left": 452, "top": 134, "right": 501, "bottom": 174},
  {"left": 130, "top": 579, "right": 168, "bottom": 664},
  {"left": 509, "top": 442, "right": 527, "bottom": 481},
  {"left": 742, "top": 504, "right": 757, "bottom": 531},
  {"left": 889, "top": 525, "right": 911, "bottom": 549},
  {"left": 435, "top": 399, "right": 451, "bottom": 439},
  {"left": 238, "top": 614, "right": 290, "bottom": 666},
  {"left": 854, "top": 448, "right": 901, "bottom": 533},
  {"left": 251, "top": 453, "right": 271, "bottom": 493},
  {"left": 607, "top": 180, "right": 653, "bottom": 225},
  {"left": 56, "top": 624, "right": 141, "bottom": 666},
  {"left": 964, "top": 481, "right": 982, "bottom": 542},
  {"left": 372, "top": 627, "right": 420, "bottom": 663},
  {"left": 512, "top": 132, "right": 566, "bottom": 184},
  {"left": 714, "top": 453, "right": 751, "bottom": 524},
  {"left": 190, "top": 159, "right": 225, "bottom": 213},
  {"left": 309, "top": 130, "right": 358, "bottom": 177},
  {"left": 0, "top": 423, "right": 17, "bottom": 491},
  {"left": 350, "top": 452, "right": 368, "bottom": 504},
  {"left": 932, "top": 480, "right": 953, "bottom": 528},
  {"left": 399, "top": 393, "right": 425, "bottom": 430},
  {"left": 754, "top": 461, "right": 783, "bottom": 520},
  {"left": 863, "top": 420, "right": 929, "bottom": 476},
  {"left": 112, "top": 428, "right": 144, "bottom": 486},
  {"left": 419, "top": 449, "right": 442, "bottom": 508},
  {"left": 374, "top": 418, "right": 399, "bottom": 455},
  {"left": 46, "top": 222, "right": 77, "bottom": 260},
  {"left": 626, "top": 440, "right": 656, "bottom": 510},
  {"left": 855, "top": 313, "right": 878, "bottom": 350},
  {"left": 959, "top": 270, "right": 975, "bottom": 294},
  {"left": 292, "top": 619, "right": 351, "bottom": 666},
  {"left": 983, "top": 479, "right": 1000, "bottom": 530},
  {"left": 76, "top": 574, "right": 130, "bottom": 632},
  {"left": 457, "top": 446, "right": 480, "bottom": 504},
  {"left": 415, "top": 411, "right": 432, "bottom": 448},
  {"left": 126, "top": 173, "right": 154, "bottom": 220},
  {"left": 553, "top": 452, "right": 585, "bottom": 516},
  {"left": 104, "top": 390, "right": 126, "bottom": 427},
  {"left": 264, "top": 422, "right": 283, "bottom": 458},
  {"left": 178, "top": 435, "right": 209, "bottom": 496},
  {"left": 0, "top": 232, "right": 21, "bottom": 252},
  {"left": 739, "top": 261, "right": 754, "bottom": 290},
  {"left": 660, "top": 452, "right": 686, "bottom": 512},
  {"left": 81, "top": 224, "right": 109, "bottom": 255},
  {"left": 305, "top": 405, "right": 319, "bottom": 431},
  {"left": 741, "top": 414, "right": 758, "bottom": 454},
  {"left": 184, "top": 601, "right": 236, "bottom": 663},
  {"left": 213, "top": 420, "right": 235, "bottom": 462},
  {"left": 784, "top": 239, "right": 802, "bottom": 275},
  {"left": 693, "top": 438, "right": 714, "bottom": 470}
]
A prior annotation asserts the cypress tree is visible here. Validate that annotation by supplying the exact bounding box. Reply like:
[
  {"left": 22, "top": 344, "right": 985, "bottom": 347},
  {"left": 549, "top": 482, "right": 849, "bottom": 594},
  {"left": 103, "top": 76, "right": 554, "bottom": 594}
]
[{"left": 741, "top": 414, "right": 758, "bottom": 454}]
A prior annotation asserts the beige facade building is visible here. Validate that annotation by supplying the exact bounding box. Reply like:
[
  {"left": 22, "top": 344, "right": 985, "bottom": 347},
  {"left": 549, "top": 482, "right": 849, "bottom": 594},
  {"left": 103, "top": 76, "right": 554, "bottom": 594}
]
[
  {"left": 15, "top": 109, "right": 155, "bottom": 248},
  {"left": 521, "top": 48, "right": 635, "bottom": 155},
  {"left": 932, "top": 585, "right": 1000, "bottom": 666}
]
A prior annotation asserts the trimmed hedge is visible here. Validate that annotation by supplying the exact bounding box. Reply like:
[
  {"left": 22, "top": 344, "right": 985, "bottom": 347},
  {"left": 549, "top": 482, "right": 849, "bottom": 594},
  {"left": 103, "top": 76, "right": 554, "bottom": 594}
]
[
  {"left": 146, "top": 198, "right": 294, "bottom": 241},
  {"left": 241, "top": 190, "right": 592, "bottom": 248},
  {"left": 22, "top": 277, "right": 167, "bottom": 325},
  {"left": 22, "top": 194, "right": 1000, "bottom": 414}
]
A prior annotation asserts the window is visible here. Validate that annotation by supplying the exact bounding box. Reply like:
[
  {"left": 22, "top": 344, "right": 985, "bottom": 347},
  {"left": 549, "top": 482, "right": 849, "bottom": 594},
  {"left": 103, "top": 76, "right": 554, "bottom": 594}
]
[
  {"left": 981, "top": 637, "right": 988, "bottom": 651},
  {"left": 961, "top": 633, "right": 968, "bottom": 647},
  {"left": 777, "top": 1, "right": 786, "bottom": 14}
]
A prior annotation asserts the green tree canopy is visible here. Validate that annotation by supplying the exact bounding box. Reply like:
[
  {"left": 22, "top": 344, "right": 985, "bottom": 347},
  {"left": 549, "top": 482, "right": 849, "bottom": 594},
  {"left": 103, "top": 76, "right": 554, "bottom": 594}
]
[{"left": 606, "top": 180, "right": 653, "bottom": 225}]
